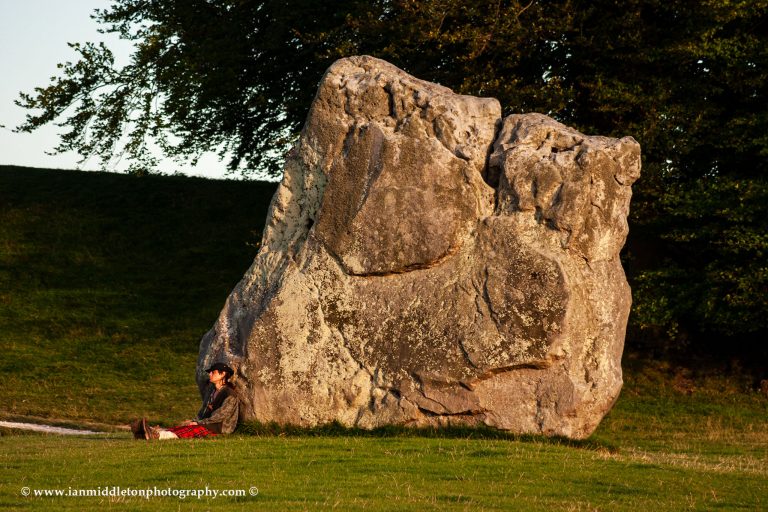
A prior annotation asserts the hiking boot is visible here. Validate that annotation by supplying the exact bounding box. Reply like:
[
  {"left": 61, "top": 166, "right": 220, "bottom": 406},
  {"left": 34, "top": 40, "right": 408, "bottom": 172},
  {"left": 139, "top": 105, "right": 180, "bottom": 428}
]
[{"left": 130, "top": 418, "right": 145, "bottom": 440}]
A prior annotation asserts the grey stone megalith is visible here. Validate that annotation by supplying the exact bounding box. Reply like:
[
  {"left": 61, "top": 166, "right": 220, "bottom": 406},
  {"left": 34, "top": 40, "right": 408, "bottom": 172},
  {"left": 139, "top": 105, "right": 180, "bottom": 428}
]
[{"left": 198, "top": 56, "right": 641, "bottom": 439}]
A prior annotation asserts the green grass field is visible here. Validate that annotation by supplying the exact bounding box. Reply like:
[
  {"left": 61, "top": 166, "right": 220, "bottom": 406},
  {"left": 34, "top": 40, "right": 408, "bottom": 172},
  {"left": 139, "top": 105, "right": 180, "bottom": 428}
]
[
  {"left": 1, "top": 165, "right": 766, "bottom": 511},
  {"left": 0, "top": 165, "right": 276, "bottom": 425}
]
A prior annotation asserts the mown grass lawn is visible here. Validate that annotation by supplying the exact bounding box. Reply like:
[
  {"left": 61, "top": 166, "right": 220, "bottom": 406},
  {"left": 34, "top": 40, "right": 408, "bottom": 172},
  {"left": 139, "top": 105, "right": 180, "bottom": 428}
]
[
  {"left": 1, "top": 166, "right": 766, "bottom": 511},
  {"left": 1, "top": 419, "right": 766, "bottom": 511},
  {"left": 5, "top": 356, "right": 764, "bottom": 511}
]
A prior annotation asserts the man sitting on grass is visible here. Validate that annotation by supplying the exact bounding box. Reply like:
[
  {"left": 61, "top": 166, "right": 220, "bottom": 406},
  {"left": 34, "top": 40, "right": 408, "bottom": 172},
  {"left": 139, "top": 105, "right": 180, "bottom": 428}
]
[{"left": 131, "top": 362, "right": 239, "bottom": 439}]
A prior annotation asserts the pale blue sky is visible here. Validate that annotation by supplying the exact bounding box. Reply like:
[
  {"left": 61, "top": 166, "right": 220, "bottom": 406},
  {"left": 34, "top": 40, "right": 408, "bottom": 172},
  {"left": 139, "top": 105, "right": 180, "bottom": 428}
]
[{"left": 0, "top": 0, "right": 230, "bottom": 178}]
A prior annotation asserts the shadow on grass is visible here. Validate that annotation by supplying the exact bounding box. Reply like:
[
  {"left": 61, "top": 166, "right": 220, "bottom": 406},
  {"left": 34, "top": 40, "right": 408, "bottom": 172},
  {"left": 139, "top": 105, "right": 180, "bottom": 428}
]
[
  {"left": 236, "top": 420, "right": 619, "bottom": 452},
  {"left": 2, "top": 422, "right": 619, "bottom": 453},
  {"left": 0, "top": 426, "right": 41, "bottom": 438}
]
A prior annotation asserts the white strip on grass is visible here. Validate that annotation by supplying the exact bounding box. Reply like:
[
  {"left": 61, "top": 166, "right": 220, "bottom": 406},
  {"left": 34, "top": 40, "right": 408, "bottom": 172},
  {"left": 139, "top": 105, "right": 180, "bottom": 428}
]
[{"left": 0, "top": 420, "right": 99, "bottom": 435}]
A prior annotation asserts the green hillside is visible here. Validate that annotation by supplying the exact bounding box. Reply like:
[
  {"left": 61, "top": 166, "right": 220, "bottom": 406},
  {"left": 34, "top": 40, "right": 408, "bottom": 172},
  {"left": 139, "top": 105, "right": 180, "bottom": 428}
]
[
  {"left": 1, "top": 165, "right": 766, "bottom": 511},
  {"left": 1, "top": 164, "right": 764, "bottom": 427},
  {"left": 0, "top": 165, "right": 277, "bottom": 424}
]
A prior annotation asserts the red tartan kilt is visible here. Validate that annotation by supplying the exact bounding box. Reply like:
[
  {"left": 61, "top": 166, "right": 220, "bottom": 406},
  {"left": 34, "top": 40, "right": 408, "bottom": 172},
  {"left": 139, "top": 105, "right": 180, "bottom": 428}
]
[{"left": 167, "top": 424, "right": 217, "bottom": 438}]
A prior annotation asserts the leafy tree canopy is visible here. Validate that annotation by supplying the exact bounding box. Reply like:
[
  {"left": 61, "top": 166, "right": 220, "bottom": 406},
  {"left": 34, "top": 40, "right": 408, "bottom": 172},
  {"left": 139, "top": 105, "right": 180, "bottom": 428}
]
[{"left": 16, "top": 0, "right": 768, "bottom": 354}]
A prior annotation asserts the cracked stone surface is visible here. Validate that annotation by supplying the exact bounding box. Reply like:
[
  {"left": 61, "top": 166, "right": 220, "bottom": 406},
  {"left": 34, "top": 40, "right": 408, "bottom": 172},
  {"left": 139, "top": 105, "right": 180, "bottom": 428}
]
[{"left": 198, "top": 56, "right": 641, "bottom": 439}]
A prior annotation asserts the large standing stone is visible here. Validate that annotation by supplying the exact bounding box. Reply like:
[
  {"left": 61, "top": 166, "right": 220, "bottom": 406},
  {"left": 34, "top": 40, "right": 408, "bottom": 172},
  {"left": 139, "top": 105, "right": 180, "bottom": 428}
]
[{"left": 198, "top": 56, "right": 641, "bottom": 439}]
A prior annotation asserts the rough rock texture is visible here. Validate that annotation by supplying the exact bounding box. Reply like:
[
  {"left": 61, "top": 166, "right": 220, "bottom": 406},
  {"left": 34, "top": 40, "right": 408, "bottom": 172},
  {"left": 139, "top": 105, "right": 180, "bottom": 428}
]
[{"left": 198, "top": 56, "right": 641, "bottom": 439}]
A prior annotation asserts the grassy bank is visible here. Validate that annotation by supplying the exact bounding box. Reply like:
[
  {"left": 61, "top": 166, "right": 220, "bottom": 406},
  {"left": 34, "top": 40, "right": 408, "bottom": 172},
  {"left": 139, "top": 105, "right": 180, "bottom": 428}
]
[
  {"left": 0, "top": 165, "right": 276, "bottom": 424},
  {"left": 1, "top": 165, "right": 765, "bottom": 510}
]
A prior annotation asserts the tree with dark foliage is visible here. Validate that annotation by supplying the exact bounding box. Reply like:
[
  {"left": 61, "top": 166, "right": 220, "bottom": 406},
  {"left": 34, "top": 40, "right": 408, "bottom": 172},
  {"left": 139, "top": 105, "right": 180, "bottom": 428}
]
[{"left": 16, "top": 0, "right": 768, "bottom": 362}]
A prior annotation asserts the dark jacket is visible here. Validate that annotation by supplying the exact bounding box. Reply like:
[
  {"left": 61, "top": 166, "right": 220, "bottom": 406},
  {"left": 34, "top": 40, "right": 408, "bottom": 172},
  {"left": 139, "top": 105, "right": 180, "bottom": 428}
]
[{"left": 196, "top": 384, "right": 239, "bottom": 434}]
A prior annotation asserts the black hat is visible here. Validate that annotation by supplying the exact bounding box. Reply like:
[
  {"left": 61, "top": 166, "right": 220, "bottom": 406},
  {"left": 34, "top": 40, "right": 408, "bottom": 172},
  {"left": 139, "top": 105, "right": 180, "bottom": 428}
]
[{"left": 205, "top": 362, "right": 234, "bottom": 375}]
